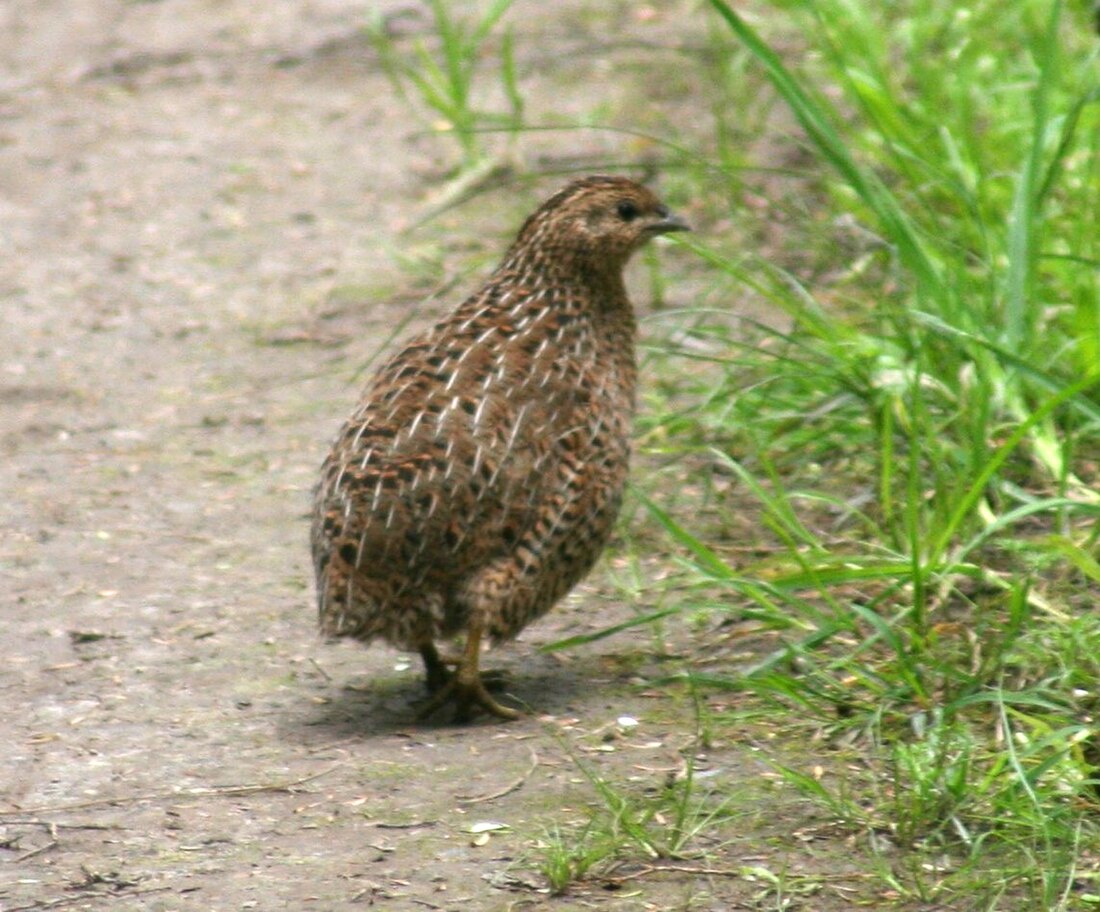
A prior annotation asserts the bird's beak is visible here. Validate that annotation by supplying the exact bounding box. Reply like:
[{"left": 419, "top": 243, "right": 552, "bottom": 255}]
[{"left": 649, "top": 211, "right": 692, "bottom": 235}]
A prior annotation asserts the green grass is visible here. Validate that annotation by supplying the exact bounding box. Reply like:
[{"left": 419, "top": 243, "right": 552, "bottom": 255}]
[
  {"left": 531, "top": 696, "right": 741, "bottom": 896},
  {"left": 623, "top": 0, "right": 1100, "bottom": 905},
  {"left": 367, "top": 0, "right": 522, "bottom": 174},
  {"left": 390, "top": 0, "right": 1100, "bottom": 905}
]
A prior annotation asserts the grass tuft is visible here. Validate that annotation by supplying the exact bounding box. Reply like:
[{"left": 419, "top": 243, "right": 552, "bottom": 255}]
[{"left": 629, "top": 0, "right": 1100, "bottom": 901}]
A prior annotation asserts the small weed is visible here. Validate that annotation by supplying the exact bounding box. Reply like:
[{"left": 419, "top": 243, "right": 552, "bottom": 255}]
[
  {"left": 367, "top": 0, "right": 523, "bottom": 174},
  {"left": 533, "top": 692, "right": 738, "bottom": 893},
  {"left": 537, "top": 822, "right": 618, "bottom": 896},
  {"left": 619, "top": 0, "right": 1100, "bottom": 903}
]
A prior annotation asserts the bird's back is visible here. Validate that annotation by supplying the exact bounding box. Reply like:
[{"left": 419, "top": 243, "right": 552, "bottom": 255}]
[{"left": 311, "top": 266, "right": 637, "bottom": 646}]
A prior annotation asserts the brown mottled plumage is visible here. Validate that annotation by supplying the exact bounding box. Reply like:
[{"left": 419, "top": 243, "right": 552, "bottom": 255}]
[{"left": 311, "top": 175, "right": 690, "bottom": 721}]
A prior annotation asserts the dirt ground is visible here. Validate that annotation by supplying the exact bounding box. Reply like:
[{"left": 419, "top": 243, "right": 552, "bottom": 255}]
[{"left": 0, "top": 3, "right": 863, "bottom": 910}]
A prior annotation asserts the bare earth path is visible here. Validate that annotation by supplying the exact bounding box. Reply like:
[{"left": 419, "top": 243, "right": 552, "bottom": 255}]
[{"left": 0, "top": 3, "right": 851, "bottom": 910}]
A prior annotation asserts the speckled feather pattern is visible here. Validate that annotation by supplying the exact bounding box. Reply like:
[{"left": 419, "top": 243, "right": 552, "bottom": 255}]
[{"left": 311, "top": 176, "right": 684, "bottom": 656}]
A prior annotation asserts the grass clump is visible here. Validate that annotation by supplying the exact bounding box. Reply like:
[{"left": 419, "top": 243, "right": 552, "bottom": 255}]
[
  {"left": 532, "top": 706, "right": 739, "bottom": 896},
  {"left": 367, "top": 0, "right": 523, "bottom": 175},
  {"left": 624, "top": 0, "right": 1100, "bottom": 903}
]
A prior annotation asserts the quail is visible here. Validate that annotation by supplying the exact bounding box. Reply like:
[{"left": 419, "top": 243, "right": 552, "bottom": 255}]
[{"left": 311, "top": 175, "right": 690, "bottom": 721}]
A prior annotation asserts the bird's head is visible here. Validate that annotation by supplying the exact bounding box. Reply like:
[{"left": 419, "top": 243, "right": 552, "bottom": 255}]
[{"left": 504, "top": 176, "right": 690, "bottom": 278}]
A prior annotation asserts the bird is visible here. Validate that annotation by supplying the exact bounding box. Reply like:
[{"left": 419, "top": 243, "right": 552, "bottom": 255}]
[{"left": 310, "top": 175, "right": 690, "bottom": 722}]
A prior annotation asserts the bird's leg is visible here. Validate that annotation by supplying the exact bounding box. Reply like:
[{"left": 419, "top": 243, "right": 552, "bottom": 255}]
[
  {"left": 451, "top": 620, "right": 520, "bottom": 722},
  {"left": 418, "top": 641, "right": 451, "bottom": 695},
  {"left": 416, "top": 619, "right": 520, "bottom": 722},
  {"left": 417, "top": 638, "right": 508, "bottom": 695}
]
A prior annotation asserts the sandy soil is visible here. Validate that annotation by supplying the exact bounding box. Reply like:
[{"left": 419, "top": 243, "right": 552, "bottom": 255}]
[{"left": 0, "top": 3, "right": 862, "bottom": 909}]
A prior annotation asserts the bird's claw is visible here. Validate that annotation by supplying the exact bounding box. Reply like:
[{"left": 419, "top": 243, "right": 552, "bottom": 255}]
[{"left": 416, "top": 671, "right": 521, "bottom": 723}]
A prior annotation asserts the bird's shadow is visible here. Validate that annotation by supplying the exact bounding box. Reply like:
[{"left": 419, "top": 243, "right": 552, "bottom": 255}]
[{"left": 283, "top": 646, "right": 628, "bottom": 741}]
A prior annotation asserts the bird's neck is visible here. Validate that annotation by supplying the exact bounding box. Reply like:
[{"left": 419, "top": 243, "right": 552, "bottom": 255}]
[
  {"left": 575, "top": 260, "right": 631, "bottom": 307},
  {"left": 495, "top": 248, "right": 633, "bottom": 314}
]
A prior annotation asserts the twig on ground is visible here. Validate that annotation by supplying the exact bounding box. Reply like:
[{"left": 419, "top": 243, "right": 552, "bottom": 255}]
[
  {"left": 455, "top": 746, "right": 538, "bottom": 804},
  {"left": 2, "top": 820, "right": 121, "bottom": 830},
  {"left": 13, "top": 837, "right": 58, "bottom": 863},
  {"left": 5, "top": 886, "right": 172, "bottom": 911},
  {"left": 607, "top": 863, "right": 876, "bottom": 884},
  {"left": 371, "top": 819, "right": 438, "bottom": 829},
  {"left": 0, "top": 763, "right": 345, "bottom": 817}
]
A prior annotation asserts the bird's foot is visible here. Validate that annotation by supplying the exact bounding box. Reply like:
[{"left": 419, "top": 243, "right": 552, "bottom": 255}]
[
  {"left": 422, "top": 653, "right": 507, "bottom": 695},
  {"left": 416, "top": 667, "right": 521, "bottom": 723}
]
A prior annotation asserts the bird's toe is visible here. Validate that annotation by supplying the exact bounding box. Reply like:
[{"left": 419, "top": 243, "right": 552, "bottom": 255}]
[
  {"left": 454, "top": 683, "right": 521, "bottom": 722},
  {"left": 414, "top": 672, "right": 520, "bottom": 723}
]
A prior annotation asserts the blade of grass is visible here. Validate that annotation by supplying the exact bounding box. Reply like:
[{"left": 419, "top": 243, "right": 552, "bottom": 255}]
[{"left": 706, "top": 0, "right": 943, "bottom": 299}]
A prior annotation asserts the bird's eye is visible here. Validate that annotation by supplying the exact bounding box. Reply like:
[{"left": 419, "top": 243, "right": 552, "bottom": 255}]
[{"left": 616, "top": 200, "right": 639, "bottom": 221}]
